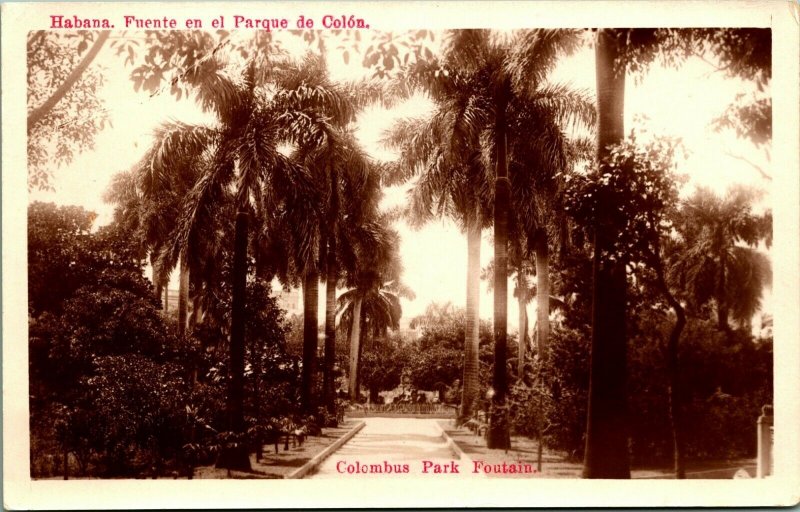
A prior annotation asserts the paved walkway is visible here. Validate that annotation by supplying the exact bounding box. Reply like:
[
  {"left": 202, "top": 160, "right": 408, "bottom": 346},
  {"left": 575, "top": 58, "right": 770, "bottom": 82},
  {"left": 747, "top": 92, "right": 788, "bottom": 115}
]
[{"left": 309, "top": 417, "right": 476, "bottom": 478}]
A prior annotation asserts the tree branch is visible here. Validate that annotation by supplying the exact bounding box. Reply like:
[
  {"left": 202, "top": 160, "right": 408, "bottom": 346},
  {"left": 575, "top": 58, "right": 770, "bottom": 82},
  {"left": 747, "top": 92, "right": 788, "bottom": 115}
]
[
  {"left": 27, "top": 31, "right": 110, "bottom": 134},
  {"left": 723, "top": 149, "right": 772, "bottom": 181},
  {"left": 689, "top": 49, "right": 733, "bottom": 76}
]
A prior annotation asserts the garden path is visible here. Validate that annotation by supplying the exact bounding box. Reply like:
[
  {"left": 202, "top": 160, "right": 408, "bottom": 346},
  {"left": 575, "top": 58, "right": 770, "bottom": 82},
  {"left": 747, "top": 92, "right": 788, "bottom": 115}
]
[{"left": 308, "top": 417, "right": 476, "bottom": 478}]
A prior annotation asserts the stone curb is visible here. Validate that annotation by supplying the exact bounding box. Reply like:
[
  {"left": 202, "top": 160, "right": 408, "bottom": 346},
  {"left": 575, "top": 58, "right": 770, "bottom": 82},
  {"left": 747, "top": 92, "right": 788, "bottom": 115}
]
[
  {"left": 434, "top": 420, "right": 487, "bottom": 478},
  {"left": 285, "top": 420, "right": 366, "bottom": 479}
]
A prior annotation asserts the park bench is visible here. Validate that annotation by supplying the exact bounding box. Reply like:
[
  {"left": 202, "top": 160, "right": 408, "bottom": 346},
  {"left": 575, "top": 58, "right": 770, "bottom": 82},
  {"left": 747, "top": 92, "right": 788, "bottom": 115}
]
[
  {"left": 463, "top": 411, "right": 488, "bottom": 436},
  {"left": 264, "top": 426, "right": 307, "bottom": 454},
  {"left": 280, "top": 428, "right": 307, "bottom": 452}
]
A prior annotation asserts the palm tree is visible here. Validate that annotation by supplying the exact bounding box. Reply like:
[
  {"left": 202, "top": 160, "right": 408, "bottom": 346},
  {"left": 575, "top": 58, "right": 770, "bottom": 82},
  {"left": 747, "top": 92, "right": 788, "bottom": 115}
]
[
  {"left": 337, "top": 276, "right": 412, "bottom": 400},
  {"left": 672, "top": 186, "right": 772, "bottom": 333},
  {"left": 443, "top": 29, "right": 592, "bottom": 449},
  {"left": 483, "top": 234, "right": 572, "bottom": 374},
  {"left": 479, "top": 246, "right": 532, "bottom": 376},
  {"left": 317, "top": 130, "right": 388, "bottom": 416},
  {"left": 142, "top": 49, "right": 342, "bottom": 470},
  {"left": 104, "top": 170, "right": 193, "bottom": 322},
  {"left": 506, "top": 102, "right": 594, "bottom": 364},
  {"left": 132, "top": 120, "right": 222, "bottom": 337},
  {"left": 382, "top": 83, "right": 491, "bottom": 424},
  {"left": 106, "top": 149, "right": 201, "bottom": 334},
  {"left": 581, "top": 27, "right": 772, "bottom": 479},
  {"left": 104, "top": 168, "right": 167, "bottom": 304},
  {"left": 387, "top": 29, "right": 589, "bottom": 447},
  {"left": 579, "top": 28, "right": 632, "bottom": 479},
  {"left": 249, "top": 126, "right": 382, "bottom": 418},
  {"left": 291, "top": 119, "right": 387, "bottom": 417},
  {"left": 103, "top": 170, "right": 147, "bottom": 258},
  {"left": 509, "top": 241, "right": 533, "bottom": 378},
  {"left": 336, "top": 222, "right": 410, "bottom": 400},
  {"left": 265, "top": 52, "right": 386, "bottom": 415},
  {"left": 506, "top": 102, "right": 593, "bottom": 468}
]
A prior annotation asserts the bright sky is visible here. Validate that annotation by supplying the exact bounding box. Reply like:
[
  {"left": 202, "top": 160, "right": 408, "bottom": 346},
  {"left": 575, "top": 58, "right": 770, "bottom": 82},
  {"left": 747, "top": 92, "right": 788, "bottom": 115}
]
[{"left": 30, "top": 30, "right": 772, "bottom": 331}]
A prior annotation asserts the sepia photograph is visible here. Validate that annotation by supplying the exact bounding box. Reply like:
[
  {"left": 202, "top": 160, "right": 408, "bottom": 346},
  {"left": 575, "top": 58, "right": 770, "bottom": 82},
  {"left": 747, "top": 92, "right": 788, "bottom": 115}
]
[{"left": 3, "top": 1, "right": 799, "bottom": 508}]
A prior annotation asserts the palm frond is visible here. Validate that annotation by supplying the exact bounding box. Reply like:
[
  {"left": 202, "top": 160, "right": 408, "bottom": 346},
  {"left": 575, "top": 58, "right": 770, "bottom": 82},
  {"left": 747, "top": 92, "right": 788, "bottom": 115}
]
[
  {"left": 138, "top": 121, "right": 218, "bottom": 196},
  {"left": 508, "top": 29, "right": 582, "bottom": 94},
  {"left": 726, "top": 247, "right": 771, "bottom": 323},
  {"left": 442, "top": 29, "right": 494, "bottom": 75},
  {"left": 160, "top": 154, "right": 234, "bottom": 271},
  {"left": 526, "top": 83, "right": 596, "bottom": 132}
]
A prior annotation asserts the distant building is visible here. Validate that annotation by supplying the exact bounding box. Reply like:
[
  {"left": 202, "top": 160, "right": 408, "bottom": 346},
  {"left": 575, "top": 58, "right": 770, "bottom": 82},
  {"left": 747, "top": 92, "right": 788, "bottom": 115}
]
[
  {"left": 162, "top": 288, "right": 179, "bottom": 313},
  {"left": 397, "top": 316, "right": 421, "bottom": 341},
  {"left": 274, "top": 287, "right": 302, "bottom": 316}
]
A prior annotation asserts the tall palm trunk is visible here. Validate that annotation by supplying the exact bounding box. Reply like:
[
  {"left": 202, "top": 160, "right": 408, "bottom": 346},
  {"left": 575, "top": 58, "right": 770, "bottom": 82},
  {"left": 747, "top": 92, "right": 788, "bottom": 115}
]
[
  {"left": 323, "top": 168, "right": 339, "bottom": 417},
  {"left": 150, "top": 253, "right": 162, "bottom": 302},
  {"left": 323, "top": 242, "right": 337, "bottom": 417},
  {"left": 517, "top": 268, "right": 528, "bottom": 378},
  {"left": 217, "top": 211, "right": 251, "bottom": 471},
  {"left": 177, "top": 254, "right": 189, "bottom": 337},
  {"left": 356, "top": 307, "right": 367, "bottom": 393},
  {"left": 488, "top": 93, "right": 511, "bottom": 450},
  {"left": 583, "top": 29, "right": 630, "bottom": 479},
  {"left": 189, "top": 293, "right": 203, "bottom": 387},
  {"left": 301, "top": 267, "right": 319, "bottom": 412},
  {"left": 348, "top": 297, "right": 363, "bottom": 401},
  {"left": 534, "top": 233, "right": 550, "bottom": 471},
  {"left": 534, "top": 235, "right": 550, "bottom": 356},
  {"left": 460, "top": 222, "right": 482, "bottom": 423}
]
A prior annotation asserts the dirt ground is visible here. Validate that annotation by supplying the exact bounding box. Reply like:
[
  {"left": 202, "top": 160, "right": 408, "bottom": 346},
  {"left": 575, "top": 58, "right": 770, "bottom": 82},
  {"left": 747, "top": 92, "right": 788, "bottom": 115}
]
[
  {"left": 192, "top": 420, "right": 361, "bottom": 479},
  {"left": 438, "top": 420, "right": 757, "bottom": 479}
]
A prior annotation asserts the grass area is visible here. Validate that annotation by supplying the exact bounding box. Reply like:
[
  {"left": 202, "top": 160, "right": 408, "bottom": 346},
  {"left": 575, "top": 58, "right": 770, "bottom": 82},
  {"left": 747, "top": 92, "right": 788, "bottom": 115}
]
[
  {"left": 193, "top": 420, "right": 361, "bottom": 479},
  {"left": 440, "top": 420, "right": 580, "bottom": 478},
  {"left": 439, "top": 420, "right": 757, "bottom": 479}
]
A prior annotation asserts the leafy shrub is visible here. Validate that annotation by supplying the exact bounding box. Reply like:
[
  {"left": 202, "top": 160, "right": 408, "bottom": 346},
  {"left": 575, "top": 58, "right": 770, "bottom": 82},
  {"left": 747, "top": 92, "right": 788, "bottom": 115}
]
[
  {"left": 406, "top": 345, "right": 463, "bottom": 392},
  {"left": 28, "top": 204, "right": 297, "bottom": 477},
  {"left": 83, "top": 355, "right": 189, "bottom": 476},
  {"left": 508, "top": 325, "right": 590, "bottom": 459},
  {"left": 399, "top": 303, "right": 497, "bottom": 396},
  {"left": 508, "top": 314, "right": 772, "bottom": 464},
  {"left": 360, "top": 334, "right": 409, "bottom": 401}
]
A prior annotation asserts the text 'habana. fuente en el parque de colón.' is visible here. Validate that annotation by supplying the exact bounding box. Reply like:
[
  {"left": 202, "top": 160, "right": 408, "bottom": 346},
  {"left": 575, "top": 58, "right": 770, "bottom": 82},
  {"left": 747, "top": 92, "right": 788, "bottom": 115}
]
[{"left": 49, "top": 14, "right": 370, "bottom": 30}]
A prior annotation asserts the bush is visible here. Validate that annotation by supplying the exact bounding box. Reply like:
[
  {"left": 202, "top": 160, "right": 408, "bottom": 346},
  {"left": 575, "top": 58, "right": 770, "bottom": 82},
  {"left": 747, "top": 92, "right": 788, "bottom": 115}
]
[
  {"left": 406, "top": 345, "right": 463, "bottom": 392},
  {"left": 360, "top": 334, "right": 408, "bottom": 402},
  {"left": 83, "top": 355, "right": 189, "bottom": 476},
  {"left": 507, "top": 313, "right": 772, "bottom": 464},
  {"left": 27, "top": 203, "right": 302, "bottom": 478},
  {"left": 508, "top": 325, "right": 590, "bottom": 459},
  {"left": 401, "top": 304, "right": 498, "bottom": 397}
]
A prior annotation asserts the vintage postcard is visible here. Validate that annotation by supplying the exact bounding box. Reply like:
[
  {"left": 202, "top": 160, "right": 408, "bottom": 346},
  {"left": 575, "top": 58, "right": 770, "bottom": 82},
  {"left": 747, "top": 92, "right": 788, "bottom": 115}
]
[{"left": 3, "top": 0, "right": 799, "bottom": 508}]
